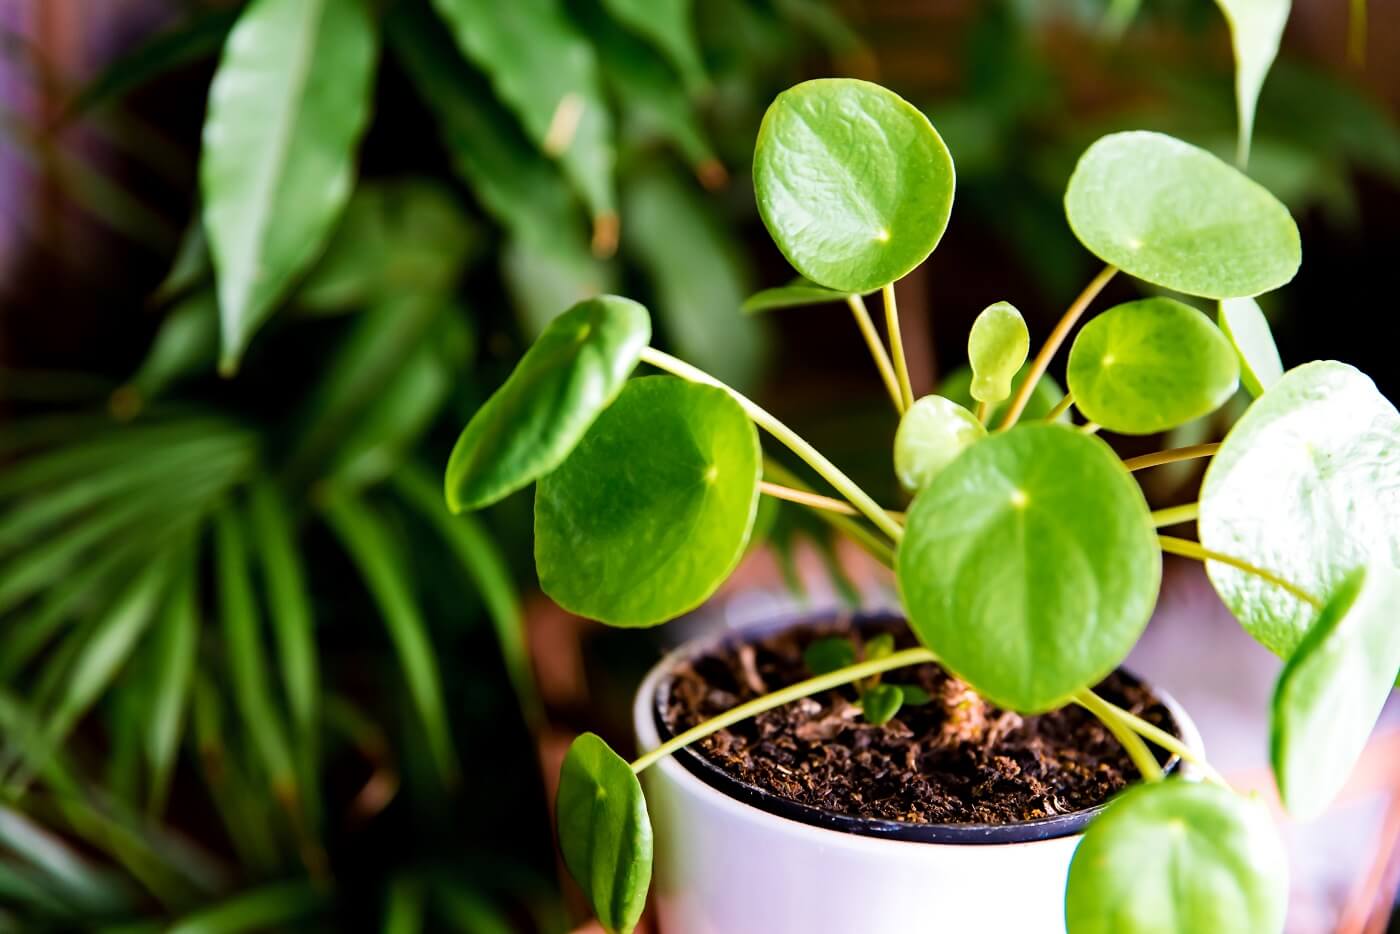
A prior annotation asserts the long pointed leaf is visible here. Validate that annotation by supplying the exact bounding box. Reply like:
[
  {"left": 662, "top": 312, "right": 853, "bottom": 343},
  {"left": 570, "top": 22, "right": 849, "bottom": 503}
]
[
  {"left": 245, "top": 481, "right": 321, "bottom": 824},
  {"left": 213, "top": 507, "right": 298, "bottom": 806},
  {"left": 201, "top": 0, "right": 378, "bottom": 371},
  {"left": 321, "top": 492, "right": 457, "bottom": 782},
  {"left": 167, "top": 881, "right": 320, "bottom": 934},
  {"left": 393, "top": 465, "right": 540, "bottom": 728},
  {"left": 145, "top": 542, "right": 200, "bottom": 814}
]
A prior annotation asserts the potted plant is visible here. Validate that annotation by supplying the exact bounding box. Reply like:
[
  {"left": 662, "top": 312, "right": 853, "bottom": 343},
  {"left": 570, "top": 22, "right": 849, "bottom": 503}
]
[{"left": 442, "top": 78, "right": 1400, "bottom": 934}]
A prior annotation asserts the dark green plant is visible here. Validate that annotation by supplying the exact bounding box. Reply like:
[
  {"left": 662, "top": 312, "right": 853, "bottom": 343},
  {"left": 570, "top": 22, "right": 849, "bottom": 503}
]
[
  {"left": 445, "top": 77, "right": 1400, "bottom": 934},
  {"left": 1, "top": 0, "right": 844, "bottom": 928}
]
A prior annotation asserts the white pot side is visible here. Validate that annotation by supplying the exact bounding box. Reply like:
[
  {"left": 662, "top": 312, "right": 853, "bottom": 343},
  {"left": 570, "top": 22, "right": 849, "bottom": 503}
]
[{"left": 632, "top": 632, "right": 1204, "bottom": 934}]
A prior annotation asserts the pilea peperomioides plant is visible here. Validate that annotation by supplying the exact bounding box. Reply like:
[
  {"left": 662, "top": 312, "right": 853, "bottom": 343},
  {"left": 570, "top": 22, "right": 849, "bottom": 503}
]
[{"left": 443, "top": 78, "right": 1400, "bottom": 934}]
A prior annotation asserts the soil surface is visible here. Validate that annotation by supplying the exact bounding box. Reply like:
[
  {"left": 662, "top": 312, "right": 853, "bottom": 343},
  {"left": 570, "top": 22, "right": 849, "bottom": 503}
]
[{"left": 659, "top": 618, "right": 1179, "bottom": 825}]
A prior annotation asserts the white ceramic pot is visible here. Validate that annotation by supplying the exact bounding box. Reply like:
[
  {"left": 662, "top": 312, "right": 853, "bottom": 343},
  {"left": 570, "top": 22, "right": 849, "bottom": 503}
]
[{"left": 632, "top": 620, "right": 1204, "bottom": 934}]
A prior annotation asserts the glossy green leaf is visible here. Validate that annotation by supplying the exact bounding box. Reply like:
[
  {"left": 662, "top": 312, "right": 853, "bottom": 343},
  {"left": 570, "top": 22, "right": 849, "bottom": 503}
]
[
  {"left": 1199, "top": 361, "right": 1400, "bottom": 657},
  {"left": 556, "top": 733, "right": 652, "bottom": 934},
  {"left": 741, "top": 279, "right": 850, "bottom": 315},
  {"left": 445, "top": 296, "right": 650, "bottom": 512},
  {"left": 1067, "top": 298, "right": 1240, "bottom": 434},
  {"left": 388, "top": 5, "right": 587, "bottom": 249},
  {"left": 394, "top": 464, "right": 543, "bottom": 728},
  {"left": 200, "top": 0, "right": 377, "bottom": 372},
  {"left": 1216, "top": 0, "right": 1291, "bottom": 166},
  {"left": 1064, "top": 131, "right": 1301, "bottom": 299},
  {"left": 967, "top": 302, "right": 1029, "bottom": 404},
  {"left": 1219, "top": 297, "right": 1283, "bottom": 398},
  {"left": 893, "top": 395, "right": 986, "bottom": 494},
  {"left": 299, "top": 180, "right": 479, "bottom": 313},
  {"left": 602, "top": 0, "right": 705, "bottom": 92},
  {"left": 623, "top": 163, "right": 766, "bottom": 390},
  {"left": 214, "top": 508, "right": 297, "bottom": 798},
  {"left": 898, "top": 423, "right": 1160, "bottom": 711},
  {"left": 431, "top": 0, "right": 616, "bottom": 229},
  {"left": 536, "top": 376, "right": 761, "bottom": 627},
  {"left": 753, "top": 78, "right": 955, "bottom": 293},
  {"left": 1065, "top": 779, "right": 1288, "bottom": 934},
  {"left": 803, "top": 636, "right": 855, "bottom": 675},
  {"left": 940, "top": 365, "right": 1067, "bottom": 425},
  {"left": 860, "top": 684, "right": 904, "bottom": 725},
  {"left": 1272, "top": 562, "right": 1400, "bottom": 819},
  {"left": 322, "top": 493, "right": 457, "bottom": 783}
]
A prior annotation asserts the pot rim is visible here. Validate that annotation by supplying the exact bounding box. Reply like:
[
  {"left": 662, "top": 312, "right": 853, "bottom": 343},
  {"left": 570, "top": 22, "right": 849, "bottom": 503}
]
[{"left": 635, "top": 611, "right": 1202, "bottom": 846}]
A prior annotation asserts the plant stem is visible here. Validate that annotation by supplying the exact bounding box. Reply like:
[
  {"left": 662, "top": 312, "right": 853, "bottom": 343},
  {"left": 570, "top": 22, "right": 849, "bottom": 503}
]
[
  {"left": 631, "top": 647, "right": 937, "bottom": 774},
  {"left": 1079, "top": 421, "right": 1101, "bottom": 435},
  {"left": 1122, "top": 442, "right": 1220, "bottom": 473},
  {"left": 999, "top": 265, "right": 1117, "bottom": 431},
  {"left": 760, "top": 481, "right": 858, "bottom": 515},
  {"left": 640, "top": 347, "right": 905, "bottom": 543},
  {"left": 975, "top": 399, "right": 990, "bottom": 425},
  {"left": 1073, "top": 689, "right": 1163, "bottom": 782},
  {"left": 759, "top": 481, "right": 904, "bottom": 521},
  {"left": 847, "top": 294, "right": 903, "bottom": 412},
  {"left": 882, "top": 284, "right": 916, "bottom": 411},
  {"left": 1157, "top": 535, "right": 1323, "bottom": 608},
  {"left": 763, "top": 460, "right": 895, "bottom": 568},
  {"left": 1081, "top": 690, "right": 1230, "bottom": 788},
  {"left": 1045, "top": 392, "right": 1075, "bottom": 423},
  {"left": 1150, "top": 503, "right": 1199, "bottom": 528}
]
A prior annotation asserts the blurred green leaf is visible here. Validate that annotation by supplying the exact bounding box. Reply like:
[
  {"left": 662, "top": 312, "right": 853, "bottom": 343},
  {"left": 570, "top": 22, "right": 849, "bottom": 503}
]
[
  {"left": 0, "top": 805, "right": 131, "bottom": 916},
  {"left": 394, "top": 464, "right": 541, "bottom": 728},
  {"left": 201, "top": 0, "right": 378, "bottom": 372},
  {"left": 388, "top": 4, "right": 588, "bottom": 249},
  {"left": 431, "top": 0, "right": 617, "bottom": 234},
  {"left": 152, "top": 216, "right": 210, "bottom": 306},
  {"left": 603, "top": 0, "right": 706, "bottom": 92},
  {"left": 803, "top": 636, "right": 855, "bottom": 676},
  {"left": 435, "top": 885, "right": 513, "bottom": 934},
  {"left": 286, "top": 291, "right": 449, "bottom": 485},
  {"left": 321, "top": 492, "right": 457, "bottom": 783},
  {"left": 299, "top": 180, "right": 479, "bottom": 314},
  {"left": 245, "top": 481, "right": 320, "bottom": 821},
  {"left": 213, "top": 507, "right": 298, "bottom": 804},
  {"left": 167, "top": 881, "right": 321, "bottom": 934},
  {"left": 145, "top": 543, "right": 199, "bottom": 814},
  {"left": 382, "top": 877, "right": 425, "bottom": 934},
  {"left": 859, "top": 683, "right": 903, "bottom": 724},
  {"left": 623, "top": 162, "right": 766, "bottom": 389},
  {"left": 64, "top": 9, "right": 237, "bottom": 119},
  {"left": 119, "top": 292, "right": 218, "bottom": 411},
  {"left": 501, "top": 233, "right": 616, "bottom": 336}
]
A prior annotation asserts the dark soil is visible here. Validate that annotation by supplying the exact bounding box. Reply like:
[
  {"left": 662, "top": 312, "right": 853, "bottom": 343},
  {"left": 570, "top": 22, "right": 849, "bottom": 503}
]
[{"left": 659, "top": 618, "right": 1179, "bottom": 825}]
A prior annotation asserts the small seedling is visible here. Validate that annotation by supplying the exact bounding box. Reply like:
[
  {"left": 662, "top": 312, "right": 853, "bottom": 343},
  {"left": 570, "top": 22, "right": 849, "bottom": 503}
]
[{"left": 445, "top": 78, "right": 1400, "bottom": 934}]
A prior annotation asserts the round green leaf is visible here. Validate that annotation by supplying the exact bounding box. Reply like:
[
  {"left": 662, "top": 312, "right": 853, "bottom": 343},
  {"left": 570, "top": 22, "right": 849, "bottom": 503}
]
[
  {"left": 1064, "top": 131, "right": 1301, "bottom": 299},
  {"left": 967, "top": 301, "right": 1029, "bottom": 404},
  {"left": 860, "top": 684, "right": 904, "bottom": 725},
  {"left": 940, "top": 365, "right": 1067, "bottom": 424},
  {"left": 803, "top": 636, "right": 855, "bottom": 676},
  {"left": 741, "top": 278, "right": 850, "bottom": 315},
  {"left": 1067, "top": 297, "right": 1240, "bottom": 435},
  {"left": 445, "top": 296, "right": 650, "bottom": 512},
  {"left": 753, "top": 78, "right": 955, "bottom": 294},
  {"left": 1199, "top": 361, "right": 1400, "bottom": 658},
  {"left": 897, "top": 423, "right": 1160, "bottom": 711},
  {"left": 1065, "top": 779, "right": 1288, "bottom": 934},
  {"left": 893, "top": 395, "right": 986, "bottom": 494},
  {"left": 535, "top": 376, "right": 761, "bottom": 627},
  {"left": 1219, "top": 297, "right": 1283, "bottom": 398},
  {"left": 557, "top": 732, "right": 652, "bottom": 934},
  {"left": 1272, "top": 561, "right": 1400, "bottom": 819}
]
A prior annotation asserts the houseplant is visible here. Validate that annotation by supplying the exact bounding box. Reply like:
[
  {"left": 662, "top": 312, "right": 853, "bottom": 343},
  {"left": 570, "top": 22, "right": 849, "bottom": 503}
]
[{"left": 445, "top": 77, "right": 1400, "bottom": 934}]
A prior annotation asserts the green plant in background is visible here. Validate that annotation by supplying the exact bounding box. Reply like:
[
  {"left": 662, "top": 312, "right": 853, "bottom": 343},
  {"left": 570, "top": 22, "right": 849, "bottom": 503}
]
[
  {"left": 445, "top": 77, "right": 1399, "bottom": 933},
  {"left": 0, "top": 0, "right": 845, "bottom": 928}
]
